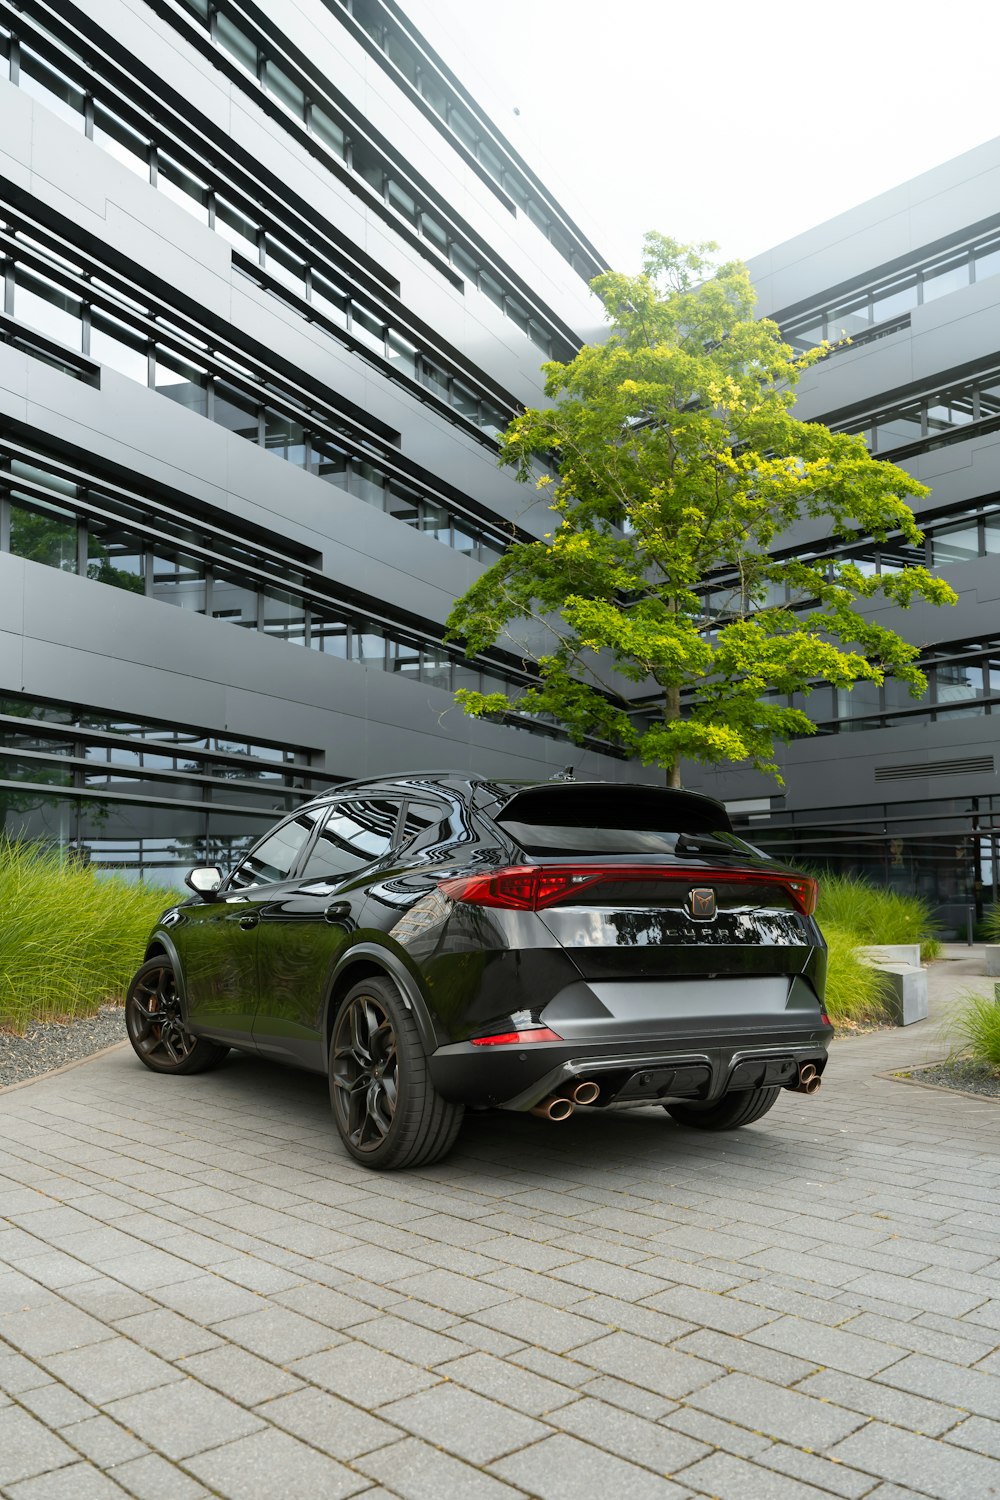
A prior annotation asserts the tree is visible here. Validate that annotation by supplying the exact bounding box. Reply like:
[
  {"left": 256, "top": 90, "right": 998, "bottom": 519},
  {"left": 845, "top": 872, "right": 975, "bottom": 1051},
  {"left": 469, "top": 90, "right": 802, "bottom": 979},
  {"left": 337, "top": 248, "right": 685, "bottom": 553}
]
[{"left": 445, "top": 235, "right": 957, "bottom": 787}]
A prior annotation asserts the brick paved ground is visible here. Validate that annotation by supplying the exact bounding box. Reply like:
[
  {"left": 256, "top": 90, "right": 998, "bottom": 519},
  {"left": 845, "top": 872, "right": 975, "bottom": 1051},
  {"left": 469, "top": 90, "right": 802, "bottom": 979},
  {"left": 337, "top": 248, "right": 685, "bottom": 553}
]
[{"left": 2, "top": 948, "right": 1000, "bottom": 1498}]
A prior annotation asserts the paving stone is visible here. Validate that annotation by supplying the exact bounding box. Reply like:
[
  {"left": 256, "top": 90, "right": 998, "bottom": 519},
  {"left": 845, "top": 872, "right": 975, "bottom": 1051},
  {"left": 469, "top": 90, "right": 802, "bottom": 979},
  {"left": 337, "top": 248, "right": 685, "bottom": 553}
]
[
  {"left": 839, "top": 1311, "right": 996, "bottom": 1366},
  {"left": 755, "top": 1440, "right": 880, "bottom": 1499},
  {"left": 671, "top": 1328, "right": 815, "bottom": 1385},
  {"left": 357, "top": 1435, "right": 525, "bottom": 1498},
  {"left": 563, "top": 1293, "right": 695, "bottom": 1344},
  {"left": 674, "top": 1449, "right": 841, "bottom": 1500},
  {"left": 687, "top": 1371, "right": 865, "bottom": 1448},
  {"left": 291, "top": 1339, "right": 440, "bottom": 1406},
  {"left": 0, "top": 1305, "right": 114, "bottom": 1359},
  {"left": 62, "top": 1281, "right": 157, "bottom": 1323},
  {"left": 830, "top": 1420, "right": 1000, "bottom": 1500},
  {"left": 389, "top": 1268, "right": 511, "bottom": 1316},
  {"left": 746, "top": 1313, "right": 906, "bottom": 1377},
  {"left": 796, "top": 1368, "right": 963, "bottom": 1436},
  {"left": 42, "top": 1339, "right": 182, "bottom": 1406},
  {"left": 437, "top": 1351, "right": 575, "bottom": 1415},
  {"left": 572, "top": 1331, "right": 722, "bottom": 1399},
  {"left": 112, "top": 1310, "right": 221, "bottom": 1360},
  {"left": 840, "top": 1271, "right": 988, "bottom": 1318},
  {"left": 151, "top": 1274, "right": 265, "bottom": 1323},
  {"left": 877, "top": 1352, "right": 1000, "bottom": 1419},
  {"left": 105, "top": 1453, "right": 213, "bottom": 1499},
  {"left": 184, "top": 1426, "right": 366, "bottom": 1500},
  {"left": 945, "top": 1415, "right": 1000, "bottom": 1460},
  {"left": 514, "top": 1348, "right": 597, "bottom": 1391},
  {"left": 472, "top": 1297, "right": 609, "bottom": 1353},
  {"left": 256, "top": 1384, "right": 400, "bottom": 1459},
  {"left": 273, "top": 1283, "right": 387, "bottom": 1330},
  {"left": 210, "top": 1305, "right": 340, "bottom": 1362},
  {"left": 0, "top": 1351, "right": 55, "bottom": 1395},
  {"left": 641, "top": 1285, "right": 776, "bottom": 1335},
  {"left": 17, "top": 1381, "right": 94, "bottom": 1427},
  {"left": 57, "top": 1414, "right": 149, "bottom": 1467},
  {"left": 381, "top": 1381, "right": 549, "bottom": 1463},
  {"left": 103, "top": 1379, "right": 264, "bottom": 1460},
  {"left": 350, "top": 1313, "right": 469, "bottom": 1367},
  {"left": 552, "top": 1396, "right": 708, "bottom": 1474},
  {"left": 0, "top": 1404, "right": 79, "bottom": 1485},
  {"left": 491, "top": 1431, "right": 691, "bottom": 1499},
  {"left": 5, "top": 1459, "right": 132, "bottom": 1498},
  {"left": 178, "top": 1344, "right": 302, "bottom": 1403}
]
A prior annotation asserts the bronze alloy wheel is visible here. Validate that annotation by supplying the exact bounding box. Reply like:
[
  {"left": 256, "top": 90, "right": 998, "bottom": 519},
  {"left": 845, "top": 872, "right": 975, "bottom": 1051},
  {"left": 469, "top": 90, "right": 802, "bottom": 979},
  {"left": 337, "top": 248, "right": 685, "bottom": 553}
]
[
  {"left": 125, "top": 957, "right": 229, "bottom": 1075},
  {"left": 331, "top": 991, "right": 399, "bottom": 1153}
]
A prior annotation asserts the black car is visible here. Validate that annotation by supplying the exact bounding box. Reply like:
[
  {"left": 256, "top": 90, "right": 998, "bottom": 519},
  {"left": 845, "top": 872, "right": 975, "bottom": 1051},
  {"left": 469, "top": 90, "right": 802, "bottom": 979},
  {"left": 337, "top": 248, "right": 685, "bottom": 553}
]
[{"left": 125, "top": 774, "right": 832, "bottom": 1170}]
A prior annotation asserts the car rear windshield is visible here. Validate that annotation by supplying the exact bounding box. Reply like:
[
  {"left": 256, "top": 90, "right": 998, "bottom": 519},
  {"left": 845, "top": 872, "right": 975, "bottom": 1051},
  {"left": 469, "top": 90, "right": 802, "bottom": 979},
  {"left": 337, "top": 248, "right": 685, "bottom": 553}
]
[{"left": 494, "top": 787, "right": 759, "bottom": 858}]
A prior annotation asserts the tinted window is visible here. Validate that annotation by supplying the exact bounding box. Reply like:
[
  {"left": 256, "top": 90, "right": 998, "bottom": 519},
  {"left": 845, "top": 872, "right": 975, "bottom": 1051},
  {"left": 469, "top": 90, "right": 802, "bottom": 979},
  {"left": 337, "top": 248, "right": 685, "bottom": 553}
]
[
  {"left": 229, "top": 812, "right": 319, "bottom": 888},
  {"left": 495, "top": 788, "right": 743, "bottom": 857},
  {"left": 299, "top": 798, "right": 398, "bottom": 879},
  {"left": 400, "top": 798, "right": 453, "bottom": 850}
]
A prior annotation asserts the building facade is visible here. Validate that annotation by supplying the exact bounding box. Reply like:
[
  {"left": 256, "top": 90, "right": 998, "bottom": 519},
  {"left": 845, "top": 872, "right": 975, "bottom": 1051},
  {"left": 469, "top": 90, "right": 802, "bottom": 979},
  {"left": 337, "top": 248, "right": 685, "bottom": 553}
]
[
  {"left": 684, "top": 139, "right": 1000, "bottom": 931},
  {"left": 0, "top": 0, "right": 634, "bottom": 884}
]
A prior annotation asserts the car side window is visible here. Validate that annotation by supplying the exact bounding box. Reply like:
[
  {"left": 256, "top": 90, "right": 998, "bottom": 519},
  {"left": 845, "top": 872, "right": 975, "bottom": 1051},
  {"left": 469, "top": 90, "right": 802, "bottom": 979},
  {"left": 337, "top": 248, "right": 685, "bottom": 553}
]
[
  {"left": 298, "top": 797, "right": 400, "bottom": 881},
  {"left": 399, "top": 799, "right": 453, "bottom": 851},
  {"left": 228, "top": 811, "right": 322, "bottom": 890}
]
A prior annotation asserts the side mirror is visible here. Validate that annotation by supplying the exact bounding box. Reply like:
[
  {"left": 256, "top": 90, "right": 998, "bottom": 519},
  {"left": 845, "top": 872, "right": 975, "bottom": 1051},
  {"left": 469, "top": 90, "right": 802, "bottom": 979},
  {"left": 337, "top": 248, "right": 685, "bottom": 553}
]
[{"left": 185, "top": 866, "right": 223, "bottom": 899}]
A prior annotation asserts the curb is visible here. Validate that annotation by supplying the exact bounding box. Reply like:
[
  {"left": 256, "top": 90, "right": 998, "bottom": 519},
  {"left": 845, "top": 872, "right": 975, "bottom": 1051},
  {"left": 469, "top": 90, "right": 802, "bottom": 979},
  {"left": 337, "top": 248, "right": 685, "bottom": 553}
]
[
  {"left": 0, "top": 1039, "right": 129, "bottom": 1095},
  {"left": 876, "top": 1060, "right": 1000, "bottom": 1104}
]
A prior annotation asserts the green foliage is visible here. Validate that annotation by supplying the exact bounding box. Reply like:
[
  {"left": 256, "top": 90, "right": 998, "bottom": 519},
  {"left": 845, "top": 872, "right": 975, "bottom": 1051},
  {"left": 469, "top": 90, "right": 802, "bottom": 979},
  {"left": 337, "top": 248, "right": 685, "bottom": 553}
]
[
  {"left": 447, "top": 233, "right": 956, "bottom": 784},
  {"left": 949, "top": 991, "right": 1000, "bottom": 1072},
  {"left": 984, "top": 905, "right": 1000, "bottom": 943},
  {"left": 822, "top": 924, "right": 888, "bottom": 1030},
  {"left": 0, "top": 841, "right": 171, "bottom": 1033},
  {"left": 816, "top": 872, "right": 941, "bottom": 960}
]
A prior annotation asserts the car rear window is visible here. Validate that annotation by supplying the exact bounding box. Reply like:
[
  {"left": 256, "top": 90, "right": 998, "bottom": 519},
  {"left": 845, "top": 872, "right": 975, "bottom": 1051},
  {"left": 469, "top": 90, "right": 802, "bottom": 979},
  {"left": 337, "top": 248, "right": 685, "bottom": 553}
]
[{"left": 494, "top": 787, "right": 755, "bottom": 857}]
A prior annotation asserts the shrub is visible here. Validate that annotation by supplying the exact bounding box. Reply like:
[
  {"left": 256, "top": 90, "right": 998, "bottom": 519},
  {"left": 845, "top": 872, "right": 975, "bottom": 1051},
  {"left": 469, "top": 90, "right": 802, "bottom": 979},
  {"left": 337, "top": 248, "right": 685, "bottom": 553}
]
[
  {"left": 815, "top": 872, "right": 941, "bottom": 962},
  {"left": 949, "top": 990, "right": 1000, "bottom": 1072},
  {"left": 0, "top": 840, "right": 171, "bottom": 1034},
  {"left": 984, "top": 905, "right": 1000, "bottom": 944},
  {"left": 821, "top": 924, "right": 889, "bottom": 1031}
]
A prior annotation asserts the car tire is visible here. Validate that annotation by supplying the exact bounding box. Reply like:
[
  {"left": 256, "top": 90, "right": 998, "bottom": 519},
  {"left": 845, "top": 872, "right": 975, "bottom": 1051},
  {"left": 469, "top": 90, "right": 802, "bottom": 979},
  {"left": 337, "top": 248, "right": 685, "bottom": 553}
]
[
  {"left": 329, "top": 974, "right": 463, "bottom": 1170},
  {"left": 125, "top": 957, "right": 230, "bottom": 1075},
  {"left": 665, "top": 1085, "right": 781, "bottom": 1131}
]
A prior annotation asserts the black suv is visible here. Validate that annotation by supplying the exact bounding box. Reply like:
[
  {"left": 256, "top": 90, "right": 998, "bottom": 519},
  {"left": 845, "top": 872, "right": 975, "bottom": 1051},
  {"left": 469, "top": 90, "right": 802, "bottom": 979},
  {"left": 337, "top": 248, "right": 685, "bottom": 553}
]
[{"left": 125, "top": 775, "right": 832, "bottom": 1169}]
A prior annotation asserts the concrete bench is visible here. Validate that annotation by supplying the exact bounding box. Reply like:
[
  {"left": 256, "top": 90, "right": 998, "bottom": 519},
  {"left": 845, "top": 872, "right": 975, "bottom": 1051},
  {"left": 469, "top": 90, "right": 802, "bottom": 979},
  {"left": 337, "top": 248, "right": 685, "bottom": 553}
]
[
  {"left": 985, "top": 946, "right": 1000, "bottom": 977},
  {"left": 856, "top": 946, "right": 928, "bottom": 1026}
]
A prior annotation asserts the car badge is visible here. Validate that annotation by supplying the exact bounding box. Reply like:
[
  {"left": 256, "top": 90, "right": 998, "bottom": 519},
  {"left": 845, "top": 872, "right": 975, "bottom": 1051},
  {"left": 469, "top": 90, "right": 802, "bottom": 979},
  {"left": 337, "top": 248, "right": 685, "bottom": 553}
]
[{"left": 688, "top": 887, "right": 717, "bottom": 921}]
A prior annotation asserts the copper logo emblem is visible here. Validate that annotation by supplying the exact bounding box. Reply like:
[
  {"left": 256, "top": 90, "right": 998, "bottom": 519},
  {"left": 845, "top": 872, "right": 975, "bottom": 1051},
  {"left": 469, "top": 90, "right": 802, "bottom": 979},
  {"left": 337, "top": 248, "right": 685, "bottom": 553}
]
[{"left": 688, "top": 888, "right": 717, "bottom": 920}]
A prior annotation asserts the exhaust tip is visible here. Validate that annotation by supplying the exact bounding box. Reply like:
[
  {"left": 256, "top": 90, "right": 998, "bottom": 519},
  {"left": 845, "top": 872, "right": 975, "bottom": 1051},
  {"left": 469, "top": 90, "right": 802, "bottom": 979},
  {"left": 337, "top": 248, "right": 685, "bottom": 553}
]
[
  {"left": 531, "top": 1094, "right": 574, "bottom": 1122},
  {"left": 569, "top": 1079, "right": 600, "bottom": 1106}
]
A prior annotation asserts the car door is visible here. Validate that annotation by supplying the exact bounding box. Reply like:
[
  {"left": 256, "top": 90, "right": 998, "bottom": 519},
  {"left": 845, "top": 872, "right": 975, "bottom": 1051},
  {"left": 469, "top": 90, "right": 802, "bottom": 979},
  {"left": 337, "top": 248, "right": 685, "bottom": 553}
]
[
  {"left": 178, "top": 809, "right": 326, "bottom": 1046},
  {"left": 251, "top": 795, "right": 401, "bottom": 1068}
]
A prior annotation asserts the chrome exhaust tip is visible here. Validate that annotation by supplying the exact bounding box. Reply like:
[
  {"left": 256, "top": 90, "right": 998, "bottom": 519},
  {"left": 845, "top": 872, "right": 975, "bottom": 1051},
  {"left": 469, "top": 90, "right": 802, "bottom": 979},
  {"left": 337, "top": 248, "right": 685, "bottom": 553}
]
[
  {"left": 531, "top": 1094, "right": 574, "bottom": 1122},
  {"left": 567, "top": 1079, "right": 600, "bottom": 1106}
]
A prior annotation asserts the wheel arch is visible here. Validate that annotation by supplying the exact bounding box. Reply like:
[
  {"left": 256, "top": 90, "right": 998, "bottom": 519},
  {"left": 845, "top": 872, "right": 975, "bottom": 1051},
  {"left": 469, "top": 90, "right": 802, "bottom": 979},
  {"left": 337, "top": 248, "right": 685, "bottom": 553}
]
[{"left": 324, "top": 945, "right": 440, "bottom": 1059}]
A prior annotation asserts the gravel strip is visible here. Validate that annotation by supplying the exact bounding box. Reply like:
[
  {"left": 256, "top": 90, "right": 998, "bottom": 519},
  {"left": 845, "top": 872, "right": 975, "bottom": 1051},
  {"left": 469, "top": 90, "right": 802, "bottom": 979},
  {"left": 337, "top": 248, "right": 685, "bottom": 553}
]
[
  {"left": 896, "top": 1059, "right": 1000, "bottom": 1099},
  {"left": 0, "top": 1006, "right": 126, "bottom": 1087}
]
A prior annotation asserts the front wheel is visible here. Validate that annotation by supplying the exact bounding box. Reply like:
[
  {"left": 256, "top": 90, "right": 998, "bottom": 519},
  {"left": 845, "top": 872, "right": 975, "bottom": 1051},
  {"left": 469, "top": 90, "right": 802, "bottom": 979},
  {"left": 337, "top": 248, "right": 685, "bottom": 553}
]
[
  {"left": 125, "top": 957, "right": 229, "bottom": 1075},
  {"left": 665, "top": 1085, "right": 781, "bottom": 1131},
  {"left": 329, "top": 975, "right": 463, "bottom": 1170}
]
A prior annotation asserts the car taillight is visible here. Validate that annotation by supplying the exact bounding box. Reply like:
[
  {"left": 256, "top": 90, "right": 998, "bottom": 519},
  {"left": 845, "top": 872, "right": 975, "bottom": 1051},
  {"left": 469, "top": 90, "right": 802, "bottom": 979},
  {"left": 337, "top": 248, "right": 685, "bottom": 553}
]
[
  {"left": 439, "top": 865, "right": 819, "bottom": 915},
  {"left": 470, "top": 1027, "right": 563, "bottom": 1046}
]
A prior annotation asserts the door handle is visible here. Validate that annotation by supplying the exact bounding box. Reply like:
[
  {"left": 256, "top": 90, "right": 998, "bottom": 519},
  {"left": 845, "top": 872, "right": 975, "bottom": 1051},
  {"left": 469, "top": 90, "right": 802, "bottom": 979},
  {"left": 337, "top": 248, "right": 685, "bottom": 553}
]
[
  {"left": 239, "top": 914, "right": 259, "bottom": 930},
  {"left": 325, "top": 901, "right": 351, "bottom": 923}
]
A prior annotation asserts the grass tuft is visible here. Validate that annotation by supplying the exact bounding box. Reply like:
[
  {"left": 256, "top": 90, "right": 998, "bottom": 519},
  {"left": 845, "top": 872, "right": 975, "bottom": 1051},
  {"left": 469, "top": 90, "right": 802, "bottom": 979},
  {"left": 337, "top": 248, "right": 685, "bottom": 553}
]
[
  {"left": 820, "top": 923, "right": 889, "bottom": 1031},
  {"left": 948, "top": 989, "right": 1000, "bottom": 1073},
  {"left": 815, "top": 872, "right": 941, "bottom": 963},
  {"left": 0, "top": 840, "right": 172, "bottom": 1035},
  {"left": 984, "top": 905, "right": 1000, "bottom": 944}
]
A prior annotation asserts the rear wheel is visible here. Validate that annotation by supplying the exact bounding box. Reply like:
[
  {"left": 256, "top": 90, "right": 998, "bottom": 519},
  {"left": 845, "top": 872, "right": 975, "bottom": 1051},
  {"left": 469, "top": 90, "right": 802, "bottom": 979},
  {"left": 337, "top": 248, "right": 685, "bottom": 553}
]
[
  {"left": 329, "top": 975, "right": 463, "bottom": 1170},
  {"left": 125, "top": 957, "right": 229, "bottom": 1075},
  {"left": 665, "top": 1085, "right": 781, "bottom": 1131}
]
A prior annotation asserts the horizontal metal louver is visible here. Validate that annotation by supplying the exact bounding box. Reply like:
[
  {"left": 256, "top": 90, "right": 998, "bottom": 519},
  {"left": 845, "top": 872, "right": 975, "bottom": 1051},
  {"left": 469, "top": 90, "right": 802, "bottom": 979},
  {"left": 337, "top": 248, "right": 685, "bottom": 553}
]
[{"left": 874, "top": 755, "right": 995, "bottom": 782}]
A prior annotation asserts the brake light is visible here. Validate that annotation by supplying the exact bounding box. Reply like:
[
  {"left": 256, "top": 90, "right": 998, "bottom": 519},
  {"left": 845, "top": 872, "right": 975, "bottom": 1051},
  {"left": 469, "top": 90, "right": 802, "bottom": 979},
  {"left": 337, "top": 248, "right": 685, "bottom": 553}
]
[
  {"left": 470, "top": 1027, "right": 563, "bottom": 1046},
  {"left": 439, "top": 866, "right": 819, "bottom": 915}
]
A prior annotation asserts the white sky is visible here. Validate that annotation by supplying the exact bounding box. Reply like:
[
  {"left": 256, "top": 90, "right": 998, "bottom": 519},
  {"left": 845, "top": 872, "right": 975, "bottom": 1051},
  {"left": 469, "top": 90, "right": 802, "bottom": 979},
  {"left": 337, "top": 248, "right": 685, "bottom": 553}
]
[{"left": 405, "top": 0, "right": 1000, "bottom": 272}]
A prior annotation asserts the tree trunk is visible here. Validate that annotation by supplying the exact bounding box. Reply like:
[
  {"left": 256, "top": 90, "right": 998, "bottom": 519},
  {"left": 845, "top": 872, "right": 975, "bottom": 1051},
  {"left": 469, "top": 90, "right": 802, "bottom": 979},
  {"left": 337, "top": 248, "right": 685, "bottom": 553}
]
[{"left": 664, "top": 685, "right": 682, "bottom": 789}]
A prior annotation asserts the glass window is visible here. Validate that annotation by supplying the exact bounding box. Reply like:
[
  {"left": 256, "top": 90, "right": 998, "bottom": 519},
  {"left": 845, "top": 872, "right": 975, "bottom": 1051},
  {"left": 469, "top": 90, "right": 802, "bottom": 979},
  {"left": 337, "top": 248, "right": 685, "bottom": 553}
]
[
  {"left": 400, "top": 799, "right": 451, "bottom": 848},
  {"left": 155, "top": 348, "right": 208, "bottom": 416},
  {"left": 310, "top": 104, "right": 347, "bottom": 159},
  {"left": 19, "top": 51, "right": 85, "bottom": 129},
  {"left": 299, "top": 799, "right": 396, "bottom": 879},
  {"left": 784, "top": 320, "right": 824, "bottom": 356},
  {"left": 505, "top": 296, "right": 530, "bottom": 334},
  {"left": 261, "top": 589, "right": 306, "bottom": 644},
  {"left": 9, "top": 494, "right": 77, "bottom": 571},
  {"left": 352, "top": 622, "right": 384, "bottom": 667},
  {"left": 348, "top": 460, "right": 385, "bottom": 507},
  {"left": 826, "top": 295, "right": 870, "bottom": 339},
  {"left": 158, "top": 157, "right": 210, "bottom": 224},
  {"left": 263, "top": 59, "right": 305, "bottom": 118},
  {"left": 312, "top": 439, "right": 350, "bottom": 488},
  {"left": 421, "top": 648, "right": 453, "bottom": 690},
  {"left": 90, "top": 312, "right": 148, "bottom": 384},
  {"left": 151, "top": 549, "right": 207, "bottom": 611},
  {"left": 352, "top": 305, "right": 385, "bottom": 353},
  {"left": 936, "top": 662, "right": 986, "bottom": 718},
  {"left": 10, "top": 459, "right": 78, "bottom": 499},
  {"left": 264, "top": 237, "right": 306, "bottom": 298},
  {"left": 931, "top": 521, "right": 981, "bottom": 565},
  {"left": 883, "top": 674, "right": 928, "bottom": 724},
  {"left": 871, "top": 276, "right": 917, "bottom": 324},
  {"left": 978, "top": 380, "right": 1000, "bottom": 421},
  {"left": 922, "top": 254, "right": 971, "bottom": 303},
  {"left": 452, "top": 520, "right": 478, "bottom": 557},
  {"left": 421, "top": 358, "right": 450, "bottom": 399},
  {"left": 479, "top": 270, "right": 505, "bottom": 310},
  {"left": 214, "top": 381, "right": 259, "bottom": 440},
  {"left": 927, "top": 391, "right": 975, "bottom": 431},
  {"left": 93, "top": 104, "right": 150, "bottom": 179},
  {"left": 386, "top": 484, "right": 422, "bottom": 528},
  {"left": 834, "top": 680, "right": 881, "bottom": 729},
  {"left": 985, "top": 515, "right": 1000, "bottom": 554},
  {"left": 974, "top": 239, "right": 1000, "bottom": 283},
  {"left": 211, "top": 570, "right": 258, "bottom": 628},
  {"left": 215, "top": 198, "right": 258, "bottom": 254},
  {"left": 390, "top": 638, "right": 421, "bottom": 679},
  {"left": 448, "top": 105, "right": 478, "bottom": 153},
  {"left": 418, "top": 211, "right": 448, "bottom": 255},
  {"left": 386, "top": 178, "right": 417, "bottom": 223},
  {"left": 873, "top": 404, "right": 923, "bottom": 450},
  {"left": 229, "top": 814, "right": 317, "bottom": 888},
  {"left": 451, "top": 380, "right": 480, "bottom": 420},
  {"left": 263, "top": 408, "right": 306, "bottom": 464},
  {"left": 351, "top": 139, "right": 385, "bottom": 194},
  {"left": 450, "top": 244, "right": 479, "bottom": 283},
  {"left": 453, "top": 663, "right": 481, "bottom": 693},
  {"left": 386, "top": 330, "right": 417, "bottom": 376},
  {"left": 86, "top": 517, "right": 145, "bottom": 593},
  {"left": 216, "top": 13, "right": 258, "bottom": 76},
  {"left": 480, "top": 402, "right": 507, "bottom": 439},
  {"left": 308, "top": 610, "right": 348, "bottom": 655},
  {"left": 385, "top": 32, "right": 417, "bottom": 83},
  {"left": 15, "top": 271, "right": 82, "bottom": 350},
  {"left": 311, "top": 271, "right": 349, "bottom": 327},
  {"left": 418, "top": 70, "right": 447, "bottom": 115}
]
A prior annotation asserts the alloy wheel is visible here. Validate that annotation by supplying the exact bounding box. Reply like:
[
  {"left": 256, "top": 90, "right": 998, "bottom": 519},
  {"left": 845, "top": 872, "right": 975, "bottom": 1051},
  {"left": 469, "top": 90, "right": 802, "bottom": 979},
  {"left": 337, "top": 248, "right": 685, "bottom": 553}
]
[
  {"left": 127, "top": 961, "right": 198, "bottom": 1067},
  {"left": 331, "top": 994, "right": 399, "bottom": 1152}
]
